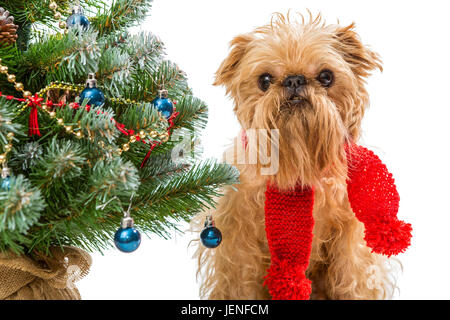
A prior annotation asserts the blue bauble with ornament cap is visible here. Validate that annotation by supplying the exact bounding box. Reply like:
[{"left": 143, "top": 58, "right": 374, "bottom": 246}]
[
  {"left": 79, "top": 73, "right": 105, "bottom": 107},
  {"left": 152, "top": 89, "right": 174, "bottom": 118},
  {"left": 1, "top": 166, "right": 11, "bottom": 190},
  {"left": 114, "top": 216, "right": 141, "bottom": 253},
  {"left": 67, "top": 4, "right": 90, "bottom": 30},
  {"left": 200, "top": 226, "right": 222, "bottom": 248},
  {"left": 200, "top": 215, "right": 222, "bottom": 249}
]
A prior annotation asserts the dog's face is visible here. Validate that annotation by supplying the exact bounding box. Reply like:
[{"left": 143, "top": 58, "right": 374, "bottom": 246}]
[{"left": 215, "top": 13, "right": 382, "bottom": 189}]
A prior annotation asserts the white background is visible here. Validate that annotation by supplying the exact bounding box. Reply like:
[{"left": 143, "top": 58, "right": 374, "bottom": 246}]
[{"left": 78, "top": 0, "right": 450, "bottom": 299}]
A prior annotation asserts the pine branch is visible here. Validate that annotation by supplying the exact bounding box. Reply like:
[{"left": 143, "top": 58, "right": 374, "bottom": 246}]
[
  {"left": 117, "top": 102, "right": 163, "bottom": 131},
  {"left": 0, "top": 45, "right": 20, "bottom": 94},
  {"left": 173, "top": 95, "right": 208, "bottom": 131},
  {"left": 0, "top": 174, "right": 46, "bottom": 253},
  {"left": 9, "top": 141, "right": 43, "bottom": 172},
  {"left": 18, "top": 156, "right": 139, "bottom": 254},
  {"left": 29, "top": 137, "right": 87, "bottom": 194},
  {"left": 138, "top": 150, "right": 190, "bottom": 183},
  {"left": 0, "top": 1, "right": 106, "bottom": 27},
  {"left": 134, "top": 160, "right": 239, "bottom": 236},
  {"left": 18, "top": 29, "right": 100, "bottom": 91},
  {"left": 0, "top": 98, "right": 23, "bottom": 145},
  {"left": 0, "top": 0, "right": 240, "bottom": 256},
  {"left": 124, "top": 60, "right": 191, "bottom": 102},
  {"left": 125, "top": 32, "right": 164, "bottom": 71},
  {"left": 83, "top": 157, "right": 139, "bottom": 203},
  {"left": 97, "top": 32, "right": 165, "bottom": 97},
  {"left": 90, "top": 0, "right": 153, "bottom": 37},
  {"left": 97, "top": 45, "right": 133, "bottom": 96}
]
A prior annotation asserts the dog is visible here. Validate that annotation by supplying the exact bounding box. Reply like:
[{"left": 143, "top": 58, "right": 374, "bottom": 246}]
[{"left": 192, "top": 12, "right": 407, "bottom": 300}]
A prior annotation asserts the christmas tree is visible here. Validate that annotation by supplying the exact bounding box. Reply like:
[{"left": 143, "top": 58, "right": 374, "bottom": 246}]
[{"left": 0, "top": 0, "right": 238, "bottom": 299}]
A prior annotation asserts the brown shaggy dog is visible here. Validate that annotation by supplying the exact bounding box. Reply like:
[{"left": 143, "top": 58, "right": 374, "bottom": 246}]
[{"left": 192, "top": 12, "right": 400, "bottom": 300}]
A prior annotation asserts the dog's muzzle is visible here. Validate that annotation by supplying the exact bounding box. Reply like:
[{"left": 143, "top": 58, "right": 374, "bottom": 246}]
[{"left": 282, "top": 74, "right": 308, "bottom": 106}]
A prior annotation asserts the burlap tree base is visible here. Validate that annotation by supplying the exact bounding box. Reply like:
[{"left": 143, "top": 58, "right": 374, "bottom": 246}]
[{"left": 0, "top": 246, "right": 91, "bottom": 300}]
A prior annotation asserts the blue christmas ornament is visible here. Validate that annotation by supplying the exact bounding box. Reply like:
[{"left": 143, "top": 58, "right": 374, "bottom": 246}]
[
  {"left": 80, "top": 73, "right": 105, "bottom": 107},
  {"left": 114, "top": 221, "right": 141, "bottom": 253},
  {"left": 200, "top": 216, "right": 222, "bottom": 249},
  {"left": 1, "top": 176, "right": 10, "bottom": 190},
  {"left": 66, "top": 5, "right": 90, "bottom": 30},
  {"left": 1, "top": 167, "right": 11, "bottom": 190},
  {"left": 152, "top": 89, "right": 174, "bottom": 118}
]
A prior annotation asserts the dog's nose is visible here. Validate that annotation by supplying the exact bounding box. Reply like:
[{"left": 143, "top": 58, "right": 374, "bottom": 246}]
[{"left": 282, "top": 75, "right": 307, "bottom": 92}]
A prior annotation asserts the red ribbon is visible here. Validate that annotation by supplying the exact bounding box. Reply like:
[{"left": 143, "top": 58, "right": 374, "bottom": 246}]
[
  {"left": 28, "top": 94, "right": 44, "bottom": 137},
  {"left": 115, "top": 122, "right": 129, "bottom": 135},
  {"left": 0, "top": 91, "right": 179, "bottom": 166},
  {"left": 140, "top": 110, "right": 180, "bottom": 168},
  {"left": 140, "top": 143, "right": 158, "bottom": 168},
  {"left": 0, "top": 92, "right": 26, "bottom": 102}
]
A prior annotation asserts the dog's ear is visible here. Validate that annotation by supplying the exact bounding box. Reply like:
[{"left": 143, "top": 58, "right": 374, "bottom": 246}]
[
  {"left": 335, "top": 23, "right": 383, "bottom": 78},
  {"left": 214, "top": 34, "right": 253, "bottom": 87}
]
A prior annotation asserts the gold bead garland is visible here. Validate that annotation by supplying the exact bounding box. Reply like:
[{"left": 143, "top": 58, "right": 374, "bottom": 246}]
[
  {"left": 48, "top": 1, "right": 67, "bottom": 31},
  {"left": 36, "top": 82, "right": 172, "bottom": 146},
  {"left": 32, "top": 82, "right": 171, "bottom": 151},
  {"left": 0, "top": 4, "right": 180, "bottom": 167},
  {"left": 0, "top": 60, "right": 172, "bottom": 156},
  {"left": 48, "top": 1, "right": 57, "bottom": 10},
  {"left": 0, "top": 58, "right": 27, "bottom": 99},
  {"left": 0, "top": 131, "right": 14, "bottom": 165},
  {"left": 109, "top": 97, "right": 142, "bottom": 107}
]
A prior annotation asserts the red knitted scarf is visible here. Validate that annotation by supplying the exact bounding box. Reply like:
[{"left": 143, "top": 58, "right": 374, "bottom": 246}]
[{"left": 261, "top": 142, "right": 412, "bottom": 300}]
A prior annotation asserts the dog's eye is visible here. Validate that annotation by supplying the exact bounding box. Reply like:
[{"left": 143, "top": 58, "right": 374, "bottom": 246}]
[
  {"left": 258, "top": 73, "right": 273, "bottom": 92},
  {"left": 317, "top": 70, "right": 334, "bottom": 88}
]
